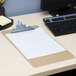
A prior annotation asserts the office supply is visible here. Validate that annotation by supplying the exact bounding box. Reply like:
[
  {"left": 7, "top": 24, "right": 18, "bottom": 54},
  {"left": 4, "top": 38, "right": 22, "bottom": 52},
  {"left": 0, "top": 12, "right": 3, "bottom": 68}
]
[
  {"left": 6, "top": 28, "right": 66, "bottom": 59},
  {"left": 43, "top": 13, "right": 76, "bottom": 36},
  {"left": 41, "top": 0, "right": 76, "bottom": 16},
  {"left": 11, "top": 21, "right": 35, "bottom": 33},
  {"left": 2, "top": 26, "right": 74, "bottom": 67},
  {"left": 0, "top": 15, "right": 13, "bottom": 30}
]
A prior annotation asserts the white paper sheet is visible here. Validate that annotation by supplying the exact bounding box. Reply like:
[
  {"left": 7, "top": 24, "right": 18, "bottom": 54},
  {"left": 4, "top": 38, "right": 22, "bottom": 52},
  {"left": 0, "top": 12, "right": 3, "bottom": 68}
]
[{"left": 6, "top": 28, "right": 65, "bottom": 59}]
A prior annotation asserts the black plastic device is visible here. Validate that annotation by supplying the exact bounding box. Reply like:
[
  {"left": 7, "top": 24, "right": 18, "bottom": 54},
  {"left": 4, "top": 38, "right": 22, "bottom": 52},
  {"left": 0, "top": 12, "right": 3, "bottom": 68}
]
[
  {"left": 43, "top": 14, "right": 76, "bottom": 36},
  {"left": 41, "top": 0, "right": 76, "bottom": 16}
]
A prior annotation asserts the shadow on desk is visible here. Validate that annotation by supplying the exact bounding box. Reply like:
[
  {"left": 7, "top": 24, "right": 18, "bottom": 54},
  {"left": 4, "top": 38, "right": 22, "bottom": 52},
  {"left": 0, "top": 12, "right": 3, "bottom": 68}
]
[{"left": 49, "top": 69, "right": 76, "bottom": 76}]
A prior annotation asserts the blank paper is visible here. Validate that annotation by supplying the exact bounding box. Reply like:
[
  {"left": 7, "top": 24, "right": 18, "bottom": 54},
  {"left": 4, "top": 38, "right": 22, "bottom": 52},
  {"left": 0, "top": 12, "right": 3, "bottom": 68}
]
[{"left": 6, "top": 28, "right": 66, "bottom": 59}]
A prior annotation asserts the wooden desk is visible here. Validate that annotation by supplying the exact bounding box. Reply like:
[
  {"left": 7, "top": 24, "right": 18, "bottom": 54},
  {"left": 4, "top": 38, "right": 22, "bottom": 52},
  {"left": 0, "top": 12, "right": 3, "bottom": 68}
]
[{"left": 0, "top": 12, "right": 76, "bottom": 76}]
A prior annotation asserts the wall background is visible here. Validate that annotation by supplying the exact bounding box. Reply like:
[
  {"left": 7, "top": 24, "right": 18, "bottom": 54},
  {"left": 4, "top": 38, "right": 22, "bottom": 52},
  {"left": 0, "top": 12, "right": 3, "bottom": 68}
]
[{"left": 3, "top": 0, "right": 42, "bottom": 17}]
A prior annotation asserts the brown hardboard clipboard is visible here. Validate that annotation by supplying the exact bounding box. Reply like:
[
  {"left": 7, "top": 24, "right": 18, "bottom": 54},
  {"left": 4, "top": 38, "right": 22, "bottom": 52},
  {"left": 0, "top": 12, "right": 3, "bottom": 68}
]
[{"left": 2, "top": 25, "right": 75, "bottom": 67}]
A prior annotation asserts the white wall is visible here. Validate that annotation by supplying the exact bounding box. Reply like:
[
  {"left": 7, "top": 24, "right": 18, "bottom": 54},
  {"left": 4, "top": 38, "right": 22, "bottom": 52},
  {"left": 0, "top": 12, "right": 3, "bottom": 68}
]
[{"left": 3, "top": 0, "right": 42, "bottom": 17}]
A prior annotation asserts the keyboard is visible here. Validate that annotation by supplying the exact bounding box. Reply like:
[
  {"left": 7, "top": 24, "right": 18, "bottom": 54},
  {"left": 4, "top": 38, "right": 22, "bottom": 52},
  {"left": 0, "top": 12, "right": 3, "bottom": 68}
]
[{"left": 43, "top": 14, "right": 76, "bottom": 36}]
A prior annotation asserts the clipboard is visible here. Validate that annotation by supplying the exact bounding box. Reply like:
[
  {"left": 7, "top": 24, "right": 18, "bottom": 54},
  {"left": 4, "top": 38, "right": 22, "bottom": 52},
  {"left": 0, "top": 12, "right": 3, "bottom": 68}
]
[{"left": 2, "top": 25, "right": 75, "bottom": 67}]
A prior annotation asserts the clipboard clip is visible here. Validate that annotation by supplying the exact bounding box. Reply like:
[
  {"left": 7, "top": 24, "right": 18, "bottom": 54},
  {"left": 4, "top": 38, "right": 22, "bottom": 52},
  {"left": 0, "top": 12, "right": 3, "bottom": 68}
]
[{"left": 11, "top": 21, "right": 35, "bottom": 33}]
